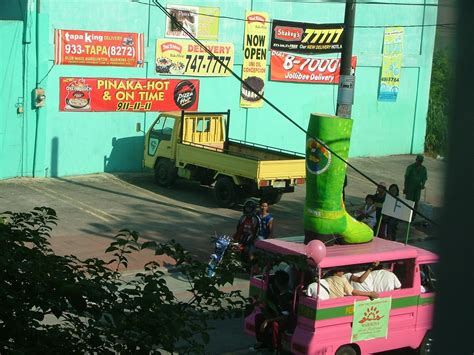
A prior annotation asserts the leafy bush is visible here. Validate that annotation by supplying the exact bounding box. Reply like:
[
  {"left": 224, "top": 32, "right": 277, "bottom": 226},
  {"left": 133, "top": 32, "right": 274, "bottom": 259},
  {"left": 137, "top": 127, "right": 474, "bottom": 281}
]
[
  {"left": 426, "top": 50, "right": 452, "bottom": 155},
  {"left": 0, "top": 207, "right": 248, "bottom": 354}
]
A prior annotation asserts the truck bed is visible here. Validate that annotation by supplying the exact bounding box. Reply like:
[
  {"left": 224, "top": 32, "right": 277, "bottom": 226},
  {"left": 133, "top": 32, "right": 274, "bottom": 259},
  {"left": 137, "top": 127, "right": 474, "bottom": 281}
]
[{"left": 176, "top": 139, "right": 305, "bottom": 181}]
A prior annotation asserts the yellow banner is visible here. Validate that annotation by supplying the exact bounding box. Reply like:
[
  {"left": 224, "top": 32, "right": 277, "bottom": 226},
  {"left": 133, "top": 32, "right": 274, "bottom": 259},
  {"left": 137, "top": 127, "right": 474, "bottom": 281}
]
[
  {"left": 156, "top": 39, "right": 234, "bottom": 77},
  {"left": 378, "top": 27, "right": 404, "bottom": 102},
  {"left": 240, "top": 11, "right": 269, "bottom": 108}
]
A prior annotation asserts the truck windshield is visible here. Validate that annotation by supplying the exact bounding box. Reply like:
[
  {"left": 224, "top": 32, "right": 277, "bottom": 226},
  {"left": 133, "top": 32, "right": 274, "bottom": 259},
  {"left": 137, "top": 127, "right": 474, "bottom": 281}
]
[{"left": 148, "top": 116, "right": 175, "bottom": 155}]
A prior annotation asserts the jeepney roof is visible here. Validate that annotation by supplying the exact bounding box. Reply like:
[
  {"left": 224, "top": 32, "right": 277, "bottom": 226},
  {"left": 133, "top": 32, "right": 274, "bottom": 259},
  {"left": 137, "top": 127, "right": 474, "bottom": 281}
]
[{"left": 254, "top": 236, "right": 438, "bottom": 268}]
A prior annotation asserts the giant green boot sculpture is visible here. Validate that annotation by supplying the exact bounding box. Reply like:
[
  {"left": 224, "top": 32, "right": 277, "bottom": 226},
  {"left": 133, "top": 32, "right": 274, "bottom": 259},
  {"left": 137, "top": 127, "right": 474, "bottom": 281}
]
[{"left": 304, "top": 113, "right": 374, "bottom": 245}]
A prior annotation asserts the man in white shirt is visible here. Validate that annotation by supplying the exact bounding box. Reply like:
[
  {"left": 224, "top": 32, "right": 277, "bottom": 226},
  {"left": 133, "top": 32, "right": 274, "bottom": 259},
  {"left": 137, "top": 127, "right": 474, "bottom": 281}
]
[
  {"left": 306, "top": 279, "right": 330, "bottom": 300},
  {"left": 345, "top": 263, "right": 401, "bottom": 293},
  {"left": 371, "top": 269, "right": 401, "bottom": 292}
]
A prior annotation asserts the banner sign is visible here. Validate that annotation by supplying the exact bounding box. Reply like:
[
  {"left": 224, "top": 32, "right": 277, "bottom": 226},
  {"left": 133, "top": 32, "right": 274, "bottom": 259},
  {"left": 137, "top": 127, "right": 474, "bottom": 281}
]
[
  {"left": 351, "top": 297, "right": 392, "bottom": 342},
  {"left": 378, "top": 27, "right": 404, "bottom": 102},
  {"left": 165, "top": 5, "right": 220, "bottom": 40},
  {"left": 240, "top": 11, "right": 269, "bottom": 108},
  {"left": 270, "top": 19, "right": 344, "bottom": 54},
  {"left": 270, "top": 51, "right": 357, "bottom": 84},
  {"left": 59, "top": 77, "right": 199, "bottom": 112},
  {"left": 382, "top": 194, "right": 415, "bottom": 222},
  {"left": 54, "top": 30, "right": 144, "bottom": 67},
  {"left": 156, "top": 39, "right": 234, "bottom": 76}
]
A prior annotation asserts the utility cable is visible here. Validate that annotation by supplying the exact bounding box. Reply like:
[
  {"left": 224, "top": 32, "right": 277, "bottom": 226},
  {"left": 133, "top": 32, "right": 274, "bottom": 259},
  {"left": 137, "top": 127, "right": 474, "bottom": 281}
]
[
  {"left": 138, "top": 1, "right": 457, "bottom": 29},
  {"left": 152, "top": 0, "right": 439, "bottom": 227}
]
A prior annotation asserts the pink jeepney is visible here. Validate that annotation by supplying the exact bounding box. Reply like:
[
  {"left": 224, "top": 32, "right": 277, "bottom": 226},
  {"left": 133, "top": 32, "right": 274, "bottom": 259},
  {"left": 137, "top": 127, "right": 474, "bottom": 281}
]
[{"left": 245, "top": 237, "right": 437, "bottom": 355}]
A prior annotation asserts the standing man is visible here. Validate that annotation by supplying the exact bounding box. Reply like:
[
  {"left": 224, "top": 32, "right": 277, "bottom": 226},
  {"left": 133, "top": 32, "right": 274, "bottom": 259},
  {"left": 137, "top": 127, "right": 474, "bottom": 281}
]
[{"left": 404, "top": 154, "right": 428, "bottom": 222}]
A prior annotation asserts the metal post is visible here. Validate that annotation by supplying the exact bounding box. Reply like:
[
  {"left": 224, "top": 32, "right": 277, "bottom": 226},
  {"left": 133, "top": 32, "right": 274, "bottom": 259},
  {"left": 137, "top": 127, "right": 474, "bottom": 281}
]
[
  {"left": 375, "top": 216, "right": 382, "bottom": 237},
  {"left": 336, "top": 0, "right": 357, "bottom": 118},
  {"left": 404, "top": 221, "right": 411, "bottom": 246}
]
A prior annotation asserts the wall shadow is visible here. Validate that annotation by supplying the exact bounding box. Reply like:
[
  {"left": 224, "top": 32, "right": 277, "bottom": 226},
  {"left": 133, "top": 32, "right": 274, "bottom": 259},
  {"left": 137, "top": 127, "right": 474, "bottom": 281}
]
[
  {"left": 50, "top": 137, "right": 59, "bottom": 177},
  {"left": 104, "top": 136, "right": 144, "bottom": 173}
]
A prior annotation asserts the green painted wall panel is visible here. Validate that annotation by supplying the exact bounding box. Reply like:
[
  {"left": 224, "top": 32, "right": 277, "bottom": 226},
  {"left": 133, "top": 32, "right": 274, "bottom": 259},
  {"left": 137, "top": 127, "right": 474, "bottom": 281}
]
[
  {"left": 0, "top": 22, "right": 27, "bottom": 179},
  {"left": 0, "top": 0, "right": 438, "bottom": 179}
]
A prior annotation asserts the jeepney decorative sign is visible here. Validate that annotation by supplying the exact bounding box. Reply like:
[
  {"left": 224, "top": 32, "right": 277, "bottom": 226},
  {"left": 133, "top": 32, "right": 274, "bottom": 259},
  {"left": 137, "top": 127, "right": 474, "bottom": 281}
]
[
  {"left": 54, "top": 30, "right": 144, "bottom": 67},
  {"left": 240, "top": 11, "right": 269, "bottom": 108},
  {"left": 156, "top": 39, "right": 234, "bottom": 76},
  {"left": 351, "top": 297, "right": 392, "bottom": 342},
  {"left": 270, "top": 51, "right": 357, "bottom": 84},
  {"left": 165, "top": 5, "right": 220, "bottom": 40},
  {"left": 59, "top": 77, "right": 199, "bottom": 112},
  {"left": 378, "top": 27, "right": 404, "bottom": 102},
  {"left": 270, "top": 19, "right": 344, "bottom": 54}
]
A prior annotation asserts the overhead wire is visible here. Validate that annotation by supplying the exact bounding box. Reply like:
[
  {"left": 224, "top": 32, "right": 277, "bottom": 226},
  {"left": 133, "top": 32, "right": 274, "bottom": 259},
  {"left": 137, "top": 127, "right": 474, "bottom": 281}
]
[
  {"left": 136, "top": 0, "right": 457, "bottom": 29},
  {"left": 152, "top": 0, "right": 439, "bottom": 227}
]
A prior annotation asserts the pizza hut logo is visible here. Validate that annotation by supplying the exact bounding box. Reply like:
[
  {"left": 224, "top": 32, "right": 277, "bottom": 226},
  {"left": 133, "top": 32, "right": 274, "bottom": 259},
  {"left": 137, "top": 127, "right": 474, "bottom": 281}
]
[
  {"left": 274, "top": 26, "right": 303, "bottom": 42},
  {"left": 161, "top": 42, "right": 183, "bottom": 53},
  {"left": 174, "top": 80, "right": 196, "bottom": 109},
  {"left": 247, "top": 14, "right": 266, "bottom": 24}
]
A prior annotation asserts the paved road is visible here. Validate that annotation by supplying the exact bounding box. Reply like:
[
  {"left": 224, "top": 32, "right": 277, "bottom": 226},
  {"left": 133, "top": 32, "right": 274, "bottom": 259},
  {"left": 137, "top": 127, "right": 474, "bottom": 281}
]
[
  {"left": 0, "top": 155, "right": 443, "bottom": 269},
  {"left": 0, "top": 155, "right": 442, "bottom": 354}
]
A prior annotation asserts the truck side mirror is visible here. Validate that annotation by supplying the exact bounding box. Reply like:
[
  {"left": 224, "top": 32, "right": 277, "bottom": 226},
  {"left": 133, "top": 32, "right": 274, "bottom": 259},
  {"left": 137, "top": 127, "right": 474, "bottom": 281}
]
[{"left": 136, "top": 122, "right": 142, "bottom": 133}]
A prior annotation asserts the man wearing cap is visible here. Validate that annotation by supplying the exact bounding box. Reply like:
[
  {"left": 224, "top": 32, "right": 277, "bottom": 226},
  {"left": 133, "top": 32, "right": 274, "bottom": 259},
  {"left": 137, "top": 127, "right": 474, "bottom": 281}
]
[{"left": 404, "top": 155, "right": 428, "bottom": 222}]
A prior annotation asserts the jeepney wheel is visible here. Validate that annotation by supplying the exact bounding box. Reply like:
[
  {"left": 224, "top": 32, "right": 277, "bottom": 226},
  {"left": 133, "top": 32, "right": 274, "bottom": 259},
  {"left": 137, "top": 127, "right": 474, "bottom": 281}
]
[
  {"left": 214, "top": 176, "right": 237, "bottom": 208},
  {"left": 335, "top": 345, "right": 358, "bottom": 355},
  {"left": 155, "top": 159, "right": 177, "bottom": 187},
  {"left": 418, "top": 330, "right": 434, "bottom": 354}
]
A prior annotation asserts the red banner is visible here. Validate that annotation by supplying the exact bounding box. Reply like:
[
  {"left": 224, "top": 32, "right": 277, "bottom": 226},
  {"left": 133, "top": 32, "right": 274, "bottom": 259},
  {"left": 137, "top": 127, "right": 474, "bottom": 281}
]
[
  {"left": 270, "top": 50, "right": 357, "bottom": 84},
  {"left": 54, "top": 30, "right": 144, "bottom": 67},
  {"left": 59, "top": 78, "right": 199, "bottom": 112}
]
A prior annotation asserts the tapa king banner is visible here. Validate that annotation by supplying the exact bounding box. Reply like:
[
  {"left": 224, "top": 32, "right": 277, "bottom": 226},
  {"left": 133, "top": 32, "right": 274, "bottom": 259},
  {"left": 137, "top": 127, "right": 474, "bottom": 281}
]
[
  {"left": 271, "top": 19, "right": 344, "bottom": 54},
  {"left": 54, "top": 30, "right": 144, "bottom": 67},
  {"left": 59, "top": 78, "right": 199, "bottom": 112},
  {"left": 271, "top": 51, "right": 357, "bottom": 84}
]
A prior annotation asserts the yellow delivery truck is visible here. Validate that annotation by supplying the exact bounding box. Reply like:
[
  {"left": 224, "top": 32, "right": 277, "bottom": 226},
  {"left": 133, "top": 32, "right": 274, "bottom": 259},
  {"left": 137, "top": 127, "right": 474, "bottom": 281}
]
[{"left": 143, "top": 111, "right": 305, "bottom": 207}]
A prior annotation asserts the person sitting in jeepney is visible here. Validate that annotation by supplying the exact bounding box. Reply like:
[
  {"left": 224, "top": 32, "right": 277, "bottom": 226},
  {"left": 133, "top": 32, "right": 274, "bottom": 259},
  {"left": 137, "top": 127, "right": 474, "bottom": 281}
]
[
  {"left": 307, "top": 267, "right": 379, "bottom": 300},
  {"left": 344, "top": 262, "right": 402, "bottom": 293},
  {"left": 324, "top": 268, "right": 379, "bottom": 300},
  {"left": 306, "top": 277, "right": 330, "bottom": 300},
  {"left": 254, "top": 270, "right": 294, "bottom": 351}
]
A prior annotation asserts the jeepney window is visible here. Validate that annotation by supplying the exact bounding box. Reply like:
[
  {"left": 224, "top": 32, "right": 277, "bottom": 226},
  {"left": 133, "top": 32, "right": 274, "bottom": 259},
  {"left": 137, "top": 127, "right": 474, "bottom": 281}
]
[
  {"left": 310, "top": 259, "right": 417, "bottom": 300},
  {"left": 195, "top": 117, "right": 210, "bottom": 132},
  {"left": 392, "top": 259, "right": 415, "bottom": 289},
  {"left": 420, "top": 264, "right": 437, "bottom": 293},
  {"left": 148, "top": 116, "right": 175, "bottom": 155}
]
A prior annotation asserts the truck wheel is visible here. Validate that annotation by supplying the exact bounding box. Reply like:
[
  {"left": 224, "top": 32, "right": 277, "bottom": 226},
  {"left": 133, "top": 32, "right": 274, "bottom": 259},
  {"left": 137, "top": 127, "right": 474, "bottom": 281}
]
[
  {"left": 265, "top": 190, "right": 283, "bottom": 205},
  {"left": 154, "top": 159, "right": 176, "bottom": 187},
  {"left": 335, "top": 345, "right": 357, "bottom": 355},
  {"left": 418, "top": 330, "right": 434, "bottom": 354},
  {"left": 214, "top": 176, "right": 237, "bottom": 208}
]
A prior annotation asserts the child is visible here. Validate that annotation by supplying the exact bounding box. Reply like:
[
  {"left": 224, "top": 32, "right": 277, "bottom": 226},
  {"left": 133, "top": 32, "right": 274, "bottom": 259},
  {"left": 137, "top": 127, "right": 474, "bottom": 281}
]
[
  {"left": 354, "top": 194, "right": 377, "bottom": 229},
  {"left": 233, "top": 200, "right": 260, "bottom": 262},
  {"left": 257, "top": 199, "right": 274, "bottom": 240}
]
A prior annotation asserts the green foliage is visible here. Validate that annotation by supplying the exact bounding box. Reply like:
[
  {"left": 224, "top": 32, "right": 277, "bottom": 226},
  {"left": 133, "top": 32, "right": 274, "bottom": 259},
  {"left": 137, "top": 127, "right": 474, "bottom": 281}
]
[
  {"left": 426, "top": 50, "right": 452, "bottom": 155},
  {"left": 0, "top": 207, "right": 248, "bottom": 354}
]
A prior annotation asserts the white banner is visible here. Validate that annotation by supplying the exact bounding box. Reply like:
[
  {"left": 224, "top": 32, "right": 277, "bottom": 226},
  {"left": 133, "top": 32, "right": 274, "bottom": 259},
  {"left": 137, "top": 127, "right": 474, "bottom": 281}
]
[{"left": 381, "top": 194, "right": 415, "bottom": 222}]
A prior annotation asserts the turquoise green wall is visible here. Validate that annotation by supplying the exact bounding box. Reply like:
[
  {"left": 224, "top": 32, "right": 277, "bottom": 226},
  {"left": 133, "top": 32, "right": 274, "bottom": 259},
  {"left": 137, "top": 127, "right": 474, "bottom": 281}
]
[{"left": 0, "top": 0, "right": 437, "bottom": 179}]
